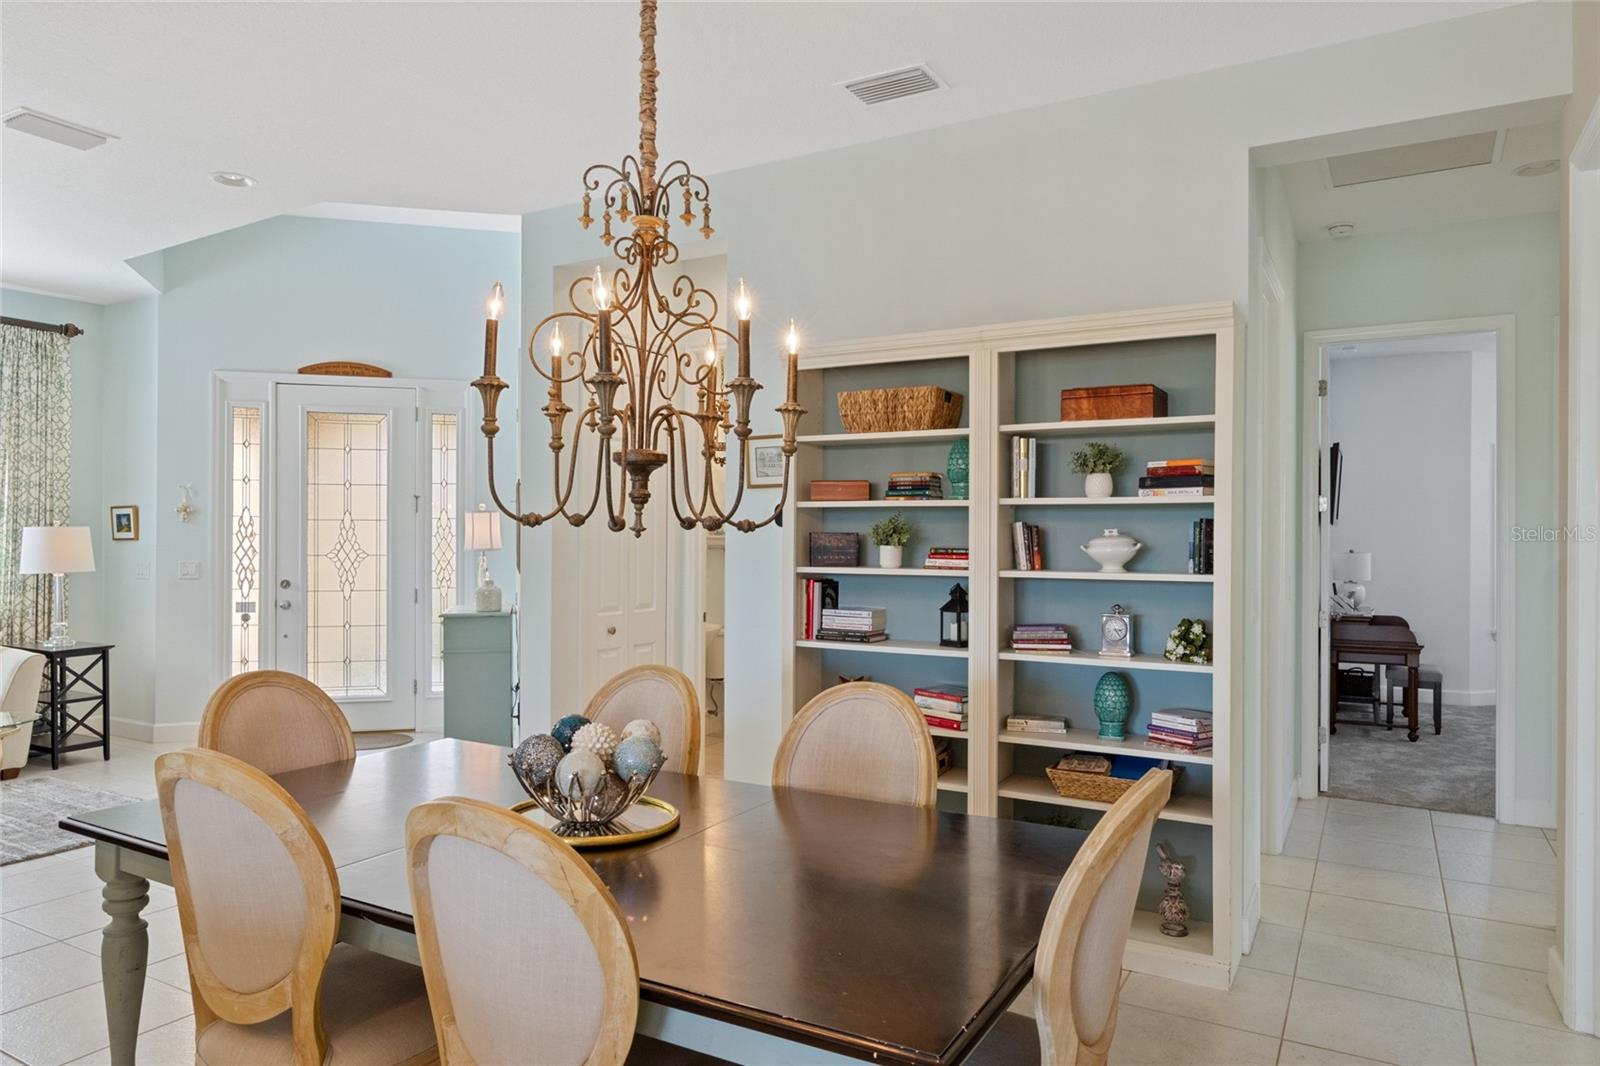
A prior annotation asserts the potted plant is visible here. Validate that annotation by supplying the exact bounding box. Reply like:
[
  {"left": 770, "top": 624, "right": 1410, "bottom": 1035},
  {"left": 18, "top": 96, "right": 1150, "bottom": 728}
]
[
  {"left": 869, "top": 512, "right": 914, "bottom": 569},
  {"left": 1071, "top": 441, "right": 1125, "bottom": 498}
]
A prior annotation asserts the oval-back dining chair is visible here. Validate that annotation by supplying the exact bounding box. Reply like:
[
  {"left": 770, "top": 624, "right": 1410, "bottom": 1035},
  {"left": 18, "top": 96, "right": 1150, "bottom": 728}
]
[
  {"left": 155, "top": 749, "right": 437, "bottom": 1066},
  {"left": 771, "top": 682, "right": 938, "bottom": 809},
  {"left": 584, "top": 665, "right": 701, "bottom": 776},
  {"left": 199, "top": 670, "right": 356, "bottom": 776},
  {"left": 406, "top": 796, "right": 640, "bottom": 1066}
]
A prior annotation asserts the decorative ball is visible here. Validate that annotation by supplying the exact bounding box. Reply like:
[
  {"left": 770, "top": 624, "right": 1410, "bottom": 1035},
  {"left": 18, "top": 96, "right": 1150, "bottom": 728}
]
[
  {"left": 511, "top": 734, "right": 565, "bottom": 787},
  {"left": 571, "top": 721, "right": 621, "bottom": 764},
  {"left": 1094, "top": 671, "right": 1131, "bottom": 741},
  {"left": 620, "top": 718, "right": 662, "bottom": 746},
  {"left": 594, "top": 772, "right": 628, "bottom": 811},
  {"left": 555, "top": 750, "right": 605, "bottom": 796},
  {"left": 552, "top": 714, "right": 590, "bottom": 751},
  {"left": 613, "top": 734, "right": 663, "bottom": 781}
]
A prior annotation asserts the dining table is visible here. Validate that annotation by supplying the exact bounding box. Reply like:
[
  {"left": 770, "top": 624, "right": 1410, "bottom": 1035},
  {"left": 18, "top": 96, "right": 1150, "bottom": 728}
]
[{"left": 60, "top": 737, "right": 1087, "bottom": 1065}]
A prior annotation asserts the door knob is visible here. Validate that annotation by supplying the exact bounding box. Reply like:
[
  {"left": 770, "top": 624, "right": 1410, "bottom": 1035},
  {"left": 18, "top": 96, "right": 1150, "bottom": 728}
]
[
  {"left": 607, "top": 626, "right": 617, "bottom": 635},
  {"left": 278, "top": 599, "right": 293, "bottom": 609}
]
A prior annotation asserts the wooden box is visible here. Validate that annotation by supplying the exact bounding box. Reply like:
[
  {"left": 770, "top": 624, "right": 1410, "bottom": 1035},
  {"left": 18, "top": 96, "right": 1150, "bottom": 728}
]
[
  {"left": 808, "top": 532, "right": 861, "bottom": 567},
  {"left": 1060, "top": 384, "right": 1168, "bottom": 421},
  {"left": 809, "top": 480, "right": 872, "bottom": 502}
]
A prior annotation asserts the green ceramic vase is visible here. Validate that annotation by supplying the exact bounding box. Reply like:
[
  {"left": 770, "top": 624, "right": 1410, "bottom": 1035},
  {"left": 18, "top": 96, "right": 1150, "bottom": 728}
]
[
  {"left": 946, "top": 438, "right": 970, "bottom": 501},
  {"left": 1094, "top": 671, "right": 1131, "bottom": 740}
]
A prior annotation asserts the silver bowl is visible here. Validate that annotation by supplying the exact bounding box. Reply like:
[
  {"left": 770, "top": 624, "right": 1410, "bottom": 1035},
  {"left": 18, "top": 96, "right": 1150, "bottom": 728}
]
[{"left": 509, "top": 753, "right": 667, "bottom": 837}]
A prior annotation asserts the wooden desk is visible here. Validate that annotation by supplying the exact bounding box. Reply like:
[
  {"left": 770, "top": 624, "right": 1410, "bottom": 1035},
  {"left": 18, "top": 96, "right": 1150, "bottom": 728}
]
[
  {"left": 61, "top": 738, "right": 1085, "bottom": 1065},
  {"left": 1330, "top": 622, "right": 1424, "bottom": 742},
  {"left": 2, "top": 640, "right": 113, "bottom": 769}
]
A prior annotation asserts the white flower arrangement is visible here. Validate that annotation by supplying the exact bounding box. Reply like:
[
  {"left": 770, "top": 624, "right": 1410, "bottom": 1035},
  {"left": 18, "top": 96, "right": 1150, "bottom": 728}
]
[{"left": 1164, "top": 617, "right": 1210, "bottom": 664}]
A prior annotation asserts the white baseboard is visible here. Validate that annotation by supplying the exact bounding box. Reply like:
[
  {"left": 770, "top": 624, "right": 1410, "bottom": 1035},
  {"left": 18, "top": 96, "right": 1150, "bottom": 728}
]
[
  {"left": 1443, "top": 688, "right": 1496, "bottom": 707},
  {"left": 110, "top": 717, "right": 199, "bottom": 745},
  {"left": 1268, "top": 775, "right": 1299, "bottom": 853},
  {"left": 1501, "top": 797, "right": 1557, "bottom": 830}
]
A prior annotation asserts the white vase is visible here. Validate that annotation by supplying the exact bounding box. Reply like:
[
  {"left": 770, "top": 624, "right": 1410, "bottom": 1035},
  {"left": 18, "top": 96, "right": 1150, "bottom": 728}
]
[
  {"left": 1085, "top": 472, "right": 1114, "bottom": 498},
  {"left": 878, "top": 545, "right": 903, "bottom": 569}
]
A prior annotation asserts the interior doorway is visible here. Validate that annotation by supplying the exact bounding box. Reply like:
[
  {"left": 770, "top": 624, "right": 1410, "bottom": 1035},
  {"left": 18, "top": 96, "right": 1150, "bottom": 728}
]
[{"left": 1307, "top": 326, "right": 1507, "bottom": 815}]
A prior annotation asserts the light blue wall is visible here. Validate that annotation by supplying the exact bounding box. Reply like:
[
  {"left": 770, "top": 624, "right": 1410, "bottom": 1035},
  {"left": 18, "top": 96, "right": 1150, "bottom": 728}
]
[
  {"left": 518, "top": 2, "right": 1570, "bottom": 785},
  {"left": 1299, "top": 211, "right": 1562, "bottom": 824}
]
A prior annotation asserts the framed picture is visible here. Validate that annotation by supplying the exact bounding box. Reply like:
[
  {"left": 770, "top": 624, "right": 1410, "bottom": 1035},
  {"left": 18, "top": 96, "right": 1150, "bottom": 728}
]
[
  {"left": 109, "top": 505, "right": 139, "bottom": 541},
  {"left": 745, "top": 435, "right": 786, "bottom": 489}
]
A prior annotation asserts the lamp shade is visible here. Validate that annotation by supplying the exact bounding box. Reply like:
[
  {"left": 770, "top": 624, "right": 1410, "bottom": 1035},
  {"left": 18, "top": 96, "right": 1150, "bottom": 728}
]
[
  {"left": 1334, "top": 550, "right": 1372, "bottom": 583},
  {"left": 464, "top": 508, "right": 503, "bottom": 552},
  {"left": 19, "top": 526, "right": 96, "bottom": 574}
]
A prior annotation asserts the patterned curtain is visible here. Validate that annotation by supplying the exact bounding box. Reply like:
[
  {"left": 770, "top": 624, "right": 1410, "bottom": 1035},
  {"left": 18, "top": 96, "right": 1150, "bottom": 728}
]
[{"left": 0, "top": 324, "right": 72, "bottom": 644}]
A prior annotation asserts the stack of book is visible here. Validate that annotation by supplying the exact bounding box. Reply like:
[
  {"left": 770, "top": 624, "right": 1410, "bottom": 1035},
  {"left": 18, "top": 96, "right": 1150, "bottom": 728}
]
[
  {"left": 914, "top": 685, "right": 968, "bottom": 730},
  {"left": 1139, "top": 458, "right": 1215, "bottom": 498},
  {"left": 1010, "top": 437, "right": 1039, "bottom": 497},
  {"left": 1147, "top": 709, "right": 1213, "bottom": 753},
  {"left": 924, "top": 547, "right": 969, "bottom": 571},
  {"left": 817, "top": 606, "right": 888, "bottom": 643},
  {"left": 1010, "top": 521, "right": 1044, "bottom": 570},
  {"left": 1006, "top": 712, "right": 1069, "bottom": 733},
  {"left": 1011, "top": 623, "right": 1072, "bottom": 652},
  {"left": 1187, "top": 518, "right": 1215, "bottom": 575},
  {"left": 799, "top": 578, "right": 840, "bottom": 639},
  {"left": 886, "top": 471, "right": 944, "bottom": 500}
]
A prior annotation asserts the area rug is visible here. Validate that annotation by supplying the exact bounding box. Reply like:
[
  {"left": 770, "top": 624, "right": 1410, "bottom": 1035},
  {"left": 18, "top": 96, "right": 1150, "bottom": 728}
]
[
  {"left": 353, "top": 732, "right": 413, "bottom": 752},
  {"left": 0, "top": 778, "right": 139, "bottom": 865},
  {"left": 1326, "top": 702, "right": 1495, "bottom": 815}
]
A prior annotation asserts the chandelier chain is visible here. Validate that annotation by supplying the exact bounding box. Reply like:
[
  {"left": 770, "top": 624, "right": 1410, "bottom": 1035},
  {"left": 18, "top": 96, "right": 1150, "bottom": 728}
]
[{"left": 639, "top": 0, "right": 659, "bottom": 200}]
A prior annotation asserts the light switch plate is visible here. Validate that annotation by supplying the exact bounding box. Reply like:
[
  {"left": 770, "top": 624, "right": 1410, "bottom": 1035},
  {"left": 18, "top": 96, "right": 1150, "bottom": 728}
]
[
  {"left": 134, "top": 562, "right": 150, "bottom": 580},
  {"left": 179, "top": 560, "right": 200, "bottom": 580}
]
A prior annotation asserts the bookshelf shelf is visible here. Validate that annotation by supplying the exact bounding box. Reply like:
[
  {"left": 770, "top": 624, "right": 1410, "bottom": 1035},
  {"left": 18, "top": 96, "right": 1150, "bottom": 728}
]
[
  {"left": 998, "top": 570, "right": 1212, "bottom": 583},
  {"left": 1001, "top": 415, "right": 1216, "bottom": 437},
  {"left": 998, "top": 727, "right": 1215, "bottom": 765},
  {"left": 998, "top": 651, "right": 1213, "bottom": 675},
  {"left": 794, "top": 639, "right": 969, "bottom": 659},
  {"left": 784, "top": 302, "right": 1240, "bottom": 989},
  {"left": 798, "top": 428, "right": 969, "bottom": 446},
  {"left": 995, "top": 774, "right": 1214, "bottom": 825}
]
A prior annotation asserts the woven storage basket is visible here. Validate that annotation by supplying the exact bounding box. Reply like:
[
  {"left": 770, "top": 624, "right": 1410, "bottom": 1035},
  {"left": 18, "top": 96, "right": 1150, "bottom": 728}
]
[
  {"left": 837, "top": 387, "right": 963, "bottom": 434},
  {"left": 1045, "top": 767, "right": 1137, "bottom": 803}
]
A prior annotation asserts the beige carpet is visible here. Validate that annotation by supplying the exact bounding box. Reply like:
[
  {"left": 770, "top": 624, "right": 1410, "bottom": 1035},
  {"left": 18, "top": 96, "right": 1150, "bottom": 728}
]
[{"left": 1326, "top": 701, "right": 1495, "bottom": 815}]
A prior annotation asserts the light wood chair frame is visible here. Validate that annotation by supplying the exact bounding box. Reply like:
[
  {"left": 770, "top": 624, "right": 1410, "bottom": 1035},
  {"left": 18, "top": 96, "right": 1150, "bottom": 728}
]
[
  {"left": 771, "top": 681, "right": 939, "bottom": 809},
  {"left": 583, "top": 664, "right": 702, "bottom": 776},
  {"left": 155, "top": 749, "right": 344, "bottom": 1066},
  {"left": 1032, "top": 768, "right": 1173, "bottom": 1065},
  {"left": 405, "top": 796, "right": 641, "bottom": 1066},
  {"left": 199, "top": 669, "right": 356, "bottom": 767}
]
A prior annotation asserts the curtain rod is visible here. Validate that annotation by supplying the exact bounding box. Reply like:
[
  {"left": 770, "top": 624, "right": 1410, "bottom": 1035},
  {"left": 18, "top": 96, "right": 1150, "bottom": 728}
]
[{"left": 1, "top": 316, "right": 85, "bottom": 338}]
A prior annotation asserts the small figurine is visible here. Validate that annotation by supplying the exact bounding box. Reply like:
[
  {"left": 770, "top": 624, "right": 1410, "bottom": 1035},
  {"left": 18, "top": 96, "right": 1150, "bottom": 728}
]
[{"left": 1156, "top": 842, "right": 1190, "bottom": 938}]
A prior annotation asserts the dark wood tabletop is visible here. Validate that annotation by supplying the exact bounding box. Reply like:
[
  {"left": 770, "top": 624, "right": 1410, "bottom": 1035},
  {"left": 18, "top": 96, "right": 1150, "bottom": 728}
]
[
  {"left": 61, "top": 738, "right": 1085, "bottom": 1064},
  {"left": 1330, "top": 621, "right": 1426, "bottom": 742}
]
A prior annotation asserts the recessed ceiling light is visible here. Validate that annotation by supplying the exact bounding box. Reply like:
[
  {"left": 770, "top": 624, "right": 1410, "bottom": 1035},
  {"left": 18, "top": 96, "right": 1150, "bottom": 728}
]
[
  {"left": 211, "top": 171, "right": 256, "bottom": 188},
  {"left": 1514, "top": 159, "right": 1559, "bottom": 178},
  {"left": 1327, "top": 223, "right": 1356, "bottom": 239}
]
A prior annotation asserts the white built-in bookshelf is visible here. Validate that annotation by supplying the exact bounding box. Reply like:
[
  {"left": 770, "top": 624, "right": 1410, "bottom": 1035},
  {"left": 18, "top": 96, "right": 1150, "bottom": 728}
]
[{"left": 781, "top": 303, "right": 1242, "bottom": 987}]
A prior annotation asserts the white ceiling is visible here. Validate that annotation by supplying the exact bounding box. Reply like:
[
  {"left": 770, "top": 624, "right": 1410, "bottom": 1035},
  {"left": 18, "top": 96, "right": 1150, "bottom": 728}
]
[
  {"left": 1282, "top": 120, "right": 1561, "bottom": 242},
  {"left": 1, "top": 1, "right": 1513, "bottom": 304}
]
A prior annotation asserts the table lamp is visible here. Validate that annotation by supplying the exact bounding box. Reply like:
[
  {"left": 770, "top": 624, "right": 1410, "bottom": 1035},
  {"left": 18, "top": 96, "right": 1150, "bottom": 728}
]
[
  {"left": 1334, "top": 549, "right": 1372, "bottom": 609},
  {"left": 464, "top": 504, "right": 504, "bottom": 612},
  {"left": 19, "top": 525, "right": 96, "bottom": 648}
]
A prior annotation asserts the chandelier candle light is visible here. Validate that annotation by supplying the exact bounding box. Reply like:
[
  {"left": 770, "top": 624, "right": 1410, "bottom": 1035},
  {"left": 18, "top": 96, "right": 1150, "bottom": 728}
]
[{"left": 473, "top": 0, "right": 804, "bottom": 538}]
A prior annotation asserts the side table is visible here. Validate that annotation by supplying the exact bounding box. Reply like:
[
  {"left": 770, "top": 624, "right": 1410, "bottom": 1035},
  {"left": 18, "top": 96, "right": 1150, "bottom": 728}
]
[{"left": 2, "top": 641, "right": 113, "bottom": 769}]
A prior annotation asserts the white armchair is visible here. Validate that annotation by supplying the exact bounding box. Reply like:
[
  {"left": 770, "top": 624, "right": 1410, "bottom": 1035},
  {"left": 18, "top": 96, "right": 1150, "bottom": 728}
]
[{"left": 0, "top": 647, "right": 46, "bottom": 779}]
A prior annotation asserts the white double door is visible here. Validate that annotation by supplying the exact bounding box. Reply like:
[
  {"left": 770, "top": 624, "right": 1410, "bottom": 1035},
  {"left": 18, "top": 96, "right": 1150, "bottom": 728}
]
[{"left": 272, "top": 383, "right": 421, "bottom": 731}]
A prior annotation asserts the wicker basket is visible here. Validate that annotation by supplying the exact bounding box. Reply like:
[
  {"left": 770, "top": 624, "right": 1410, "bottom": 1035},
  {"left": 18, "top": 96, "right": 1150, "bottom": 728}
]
[
  {"left": 837, "top": 387, "right": 964, "bottom": 434},
  {"left": 1045, "top": 767, "right": 1138, "bottom": 804}
]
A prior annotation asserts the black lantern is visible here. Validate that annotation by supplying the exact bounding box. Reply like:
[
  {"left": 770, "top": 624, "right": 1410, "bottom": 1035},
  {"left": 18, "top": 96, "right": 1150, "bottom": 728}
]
[{"left": 939, "top": 584, "right": 969, "bottom": 648}]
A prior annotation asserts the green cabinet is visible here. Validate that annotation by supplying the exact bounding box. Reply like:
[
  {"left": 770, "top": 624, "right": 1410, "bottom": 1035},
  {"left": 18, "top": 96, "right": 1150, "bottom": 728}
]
[{"left": 441, "top": 609, "right": 514, "bottom": 745}]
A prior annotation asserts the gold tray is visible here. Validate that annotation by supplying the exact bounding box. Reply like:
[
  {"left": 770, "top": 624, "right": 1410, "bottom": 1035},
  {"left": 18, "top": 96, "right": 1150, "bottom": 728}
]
[{"left": 511, "top": 795, "right": 680, "bottom": 849}]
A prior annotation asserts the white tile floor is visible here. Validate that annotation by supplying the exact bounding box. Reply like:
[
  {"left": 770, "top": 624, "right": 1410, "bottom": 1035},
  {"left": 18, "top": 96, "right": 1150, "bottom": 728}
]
[{"left": 4, "top": 748, "right": 1598, "bottom": 1065}]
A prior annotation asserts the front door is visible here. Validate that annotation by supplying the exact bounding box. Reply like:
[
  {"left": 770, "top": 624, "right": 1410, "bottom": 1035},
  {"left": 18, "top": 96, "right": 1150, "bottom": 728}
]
[{"left": 273, "top": 383, "right": 420, "bottom": 731}]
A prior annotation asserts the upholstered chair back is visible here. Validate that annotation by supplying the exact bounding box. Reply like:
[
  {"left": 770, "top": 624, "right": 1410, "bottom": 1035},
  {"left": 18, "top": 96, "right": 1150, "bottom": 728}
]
[
  {"left": 772, "top": 682, "right": 938, "bottom": 809},
  {"left": 406, "top": 797, "right": 639, "bottom": 1066},
  {"left": 1033, "top": 769, "right": 1173, "bottom": 1065},
  {"left": 585, "top": 665, "right": 701, "bottom": 775},
  {"left": 0, "top": 647, "right": 46, "bottom": 718},
  {"left": 200, "top": 670, "right": 355, "bottom": 775},
  {"left": 155, "top": 749, "right": 341, "bottom": 1058}
]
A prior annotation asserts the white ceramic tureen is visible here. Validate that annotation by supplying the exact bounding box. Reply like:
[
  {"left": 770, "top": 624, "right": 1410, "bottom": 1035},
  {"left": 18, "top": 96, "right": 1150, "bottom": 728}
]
[{"left": 1080, "top": 528, "right": 1142, "bottom": 573}]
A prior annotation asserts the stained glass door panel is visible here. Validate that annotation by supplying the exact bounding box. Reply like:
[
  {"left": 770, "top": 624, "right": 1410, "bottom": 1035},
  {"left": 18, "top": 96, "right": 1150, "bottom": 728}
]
[{"left": 274, "top": 384, "right": 418, "bottom": 730}]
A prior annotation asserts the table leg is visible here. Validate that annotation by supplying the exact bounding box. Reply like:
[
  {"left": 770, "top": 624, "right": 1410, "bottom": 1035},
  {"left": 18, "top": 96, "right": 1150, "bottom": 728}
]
[
  {"left": 1406, "top": 659, "right": 1420, "bottom": 743},
  {"left": 101, "top": 652, "right": 112, "bottom": 761},
  {"left": 50, "top": 663, "right": 62, "bottom": 770},
  {"left": 96, "top": 847, "right": 149, "bottom": 1066}
]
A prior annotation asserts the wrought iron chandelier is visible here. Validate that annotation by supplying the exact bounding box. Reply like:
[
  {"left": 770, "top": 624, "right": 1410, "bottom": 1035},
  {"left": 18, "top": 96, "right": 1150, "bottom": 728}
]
[{"left": 472, "top": 0, "right": 803, "bottom": 538}]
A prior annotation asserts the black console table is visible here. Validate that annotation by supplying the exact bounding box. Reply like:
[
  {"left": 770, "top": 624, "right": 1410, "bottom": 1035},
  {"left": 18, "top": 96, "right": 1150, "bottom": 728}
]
[{"left": 3, "top": 641, "right": 113, "bottom": 769}]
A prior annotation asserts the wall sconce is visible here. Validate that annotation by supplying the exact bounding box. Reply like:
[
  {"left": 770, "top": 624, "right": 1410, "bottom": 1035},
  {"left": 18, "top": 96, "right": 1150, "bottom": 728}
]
[{"left": 175, "top": 484, "right": 196, "bottom": 523}]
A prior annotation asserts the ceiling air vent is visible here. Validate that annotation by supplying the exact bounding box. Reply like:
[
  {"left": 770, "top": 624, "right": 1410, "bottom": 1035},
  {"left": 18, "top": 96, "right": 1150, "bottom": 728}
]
[
  {"left": 1325, "top": 131, "right": 1499, "bottom": 188},
  {"left": 844, "top": 65, "right": 942, "bottom": 106},
  {"left": 2, "top": 108, "right": 116, "bottom": 151}
]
